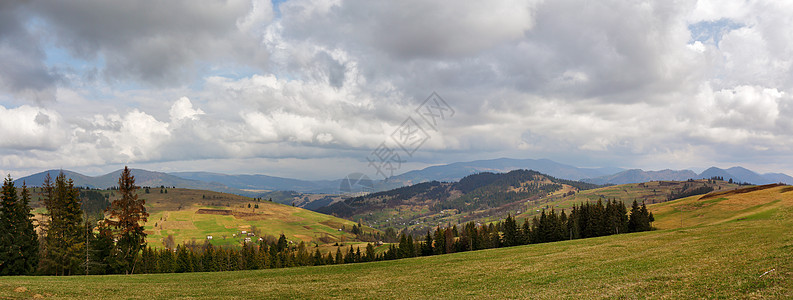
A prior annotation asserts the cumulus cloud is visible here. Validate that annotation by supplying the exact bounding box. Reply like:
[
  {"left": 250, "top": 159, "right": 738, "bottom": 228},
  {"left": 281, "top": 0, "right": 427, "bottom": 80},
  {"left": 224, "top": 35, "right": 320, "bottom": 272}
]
[
  {"left": 169, "top": 97, "right": 205, "bottom": 122},
  {"left": 0, "top": 105, "right": 64, "bottom": 151},
  {"left": 4, "top": 0, "right": 793, "bottom": 178}
]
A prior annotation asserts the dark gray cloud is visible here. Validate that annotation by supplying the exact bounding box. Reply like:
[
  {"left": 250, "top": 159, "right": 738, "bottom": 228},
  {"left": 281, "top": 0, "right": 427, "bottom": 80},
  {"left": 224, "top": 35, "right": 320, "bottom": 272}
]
[
  {"left": 0, "top": 2, "right": 58, "bottom": 101},
  {"left": 28, "top": 0, "right": 271, "bottom": 86}
]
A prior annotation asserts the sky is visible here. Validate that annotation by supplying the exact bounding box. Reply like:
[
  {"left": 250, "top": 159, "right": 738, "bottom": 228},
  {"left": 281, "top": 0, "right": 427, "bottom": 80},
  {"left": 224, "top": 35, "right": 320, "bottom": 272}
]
[{"left": 1, "top": 0, "right": 793, "bottom": 180}]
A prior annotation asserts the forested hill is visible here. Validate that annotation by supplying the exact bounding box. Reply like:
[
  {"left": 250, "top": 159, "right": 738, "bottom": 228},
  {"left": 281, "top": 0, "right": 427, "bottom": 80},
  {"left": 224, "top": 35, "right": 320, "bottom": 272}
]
[{"left": 318, "top": 170, "right": 600, "bottom": 233}]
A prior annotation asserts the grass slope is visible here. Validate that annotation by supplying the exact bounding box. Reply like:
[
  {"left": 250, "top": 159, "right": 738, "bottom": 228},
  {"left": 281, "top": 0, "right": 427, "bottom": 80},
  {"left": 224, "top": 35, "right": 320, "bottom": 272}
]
[
  {"left": 650, "top": 184, "right": 790, "bottom": 229},
  {"left": 142, "top": 188, "right": 376, "bottom": 247},
  {"left": 27, "top": 187, "right": 374, "bottom": 248},
  {"left": 515, "top": 179, "right": 741, "bottom": 222},
  {"left": 2, "top": 185, "right": 791, "bottom": 298}
]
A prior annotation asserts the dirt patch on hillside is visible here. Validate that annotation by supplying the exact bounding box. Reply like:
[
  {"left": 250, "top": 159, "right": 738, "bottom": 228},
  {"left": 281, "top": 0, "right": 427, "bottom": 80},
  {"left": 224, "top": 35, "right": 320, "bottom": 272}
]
[
  {"left": 292, "top": 234, "right": 313, "bottom": 242},
  {"left": 229, "top": 209, "right": 302, "bottom": 222},
  {"left": 196, "top": 209, "right": 232, "bottom": 215},
  {"left": 320, "top": 220, "right": 346, "bottom": 230},
  {"left": 160, "top": 221, "right": 196, "bottom": 230}
]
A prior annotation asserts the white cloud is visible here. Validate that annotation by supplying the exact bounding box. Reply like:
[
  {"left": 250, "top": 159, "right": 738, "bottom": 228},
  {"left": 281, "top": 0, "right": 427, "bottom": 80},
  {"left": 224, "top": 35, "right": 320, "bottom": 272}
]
[
  {"left": 169, "top": 97, "right": 205, "bottom": 122},
  {"left": 0, "top": 105, "right": 64, "bottom": 151}
]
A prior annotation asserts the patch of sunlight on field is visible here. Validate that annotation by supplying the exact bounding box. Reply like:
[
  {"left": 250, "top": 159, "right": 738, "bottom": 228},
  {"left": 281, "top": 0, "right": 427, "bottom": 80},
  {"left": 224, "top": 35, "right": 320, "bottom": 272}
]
[{"left": 651, "top": 185, "right": 793, "bottom": 230}]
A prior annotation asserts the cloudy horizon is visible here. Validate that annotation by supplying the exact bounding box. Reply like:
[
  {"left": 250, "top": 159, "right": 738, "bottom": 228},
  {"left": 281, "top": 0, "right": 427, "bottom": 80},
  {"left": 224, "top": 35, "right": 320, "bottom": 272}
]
[{"left": 2, "top": 0, "right": 793, "bottom": 180}]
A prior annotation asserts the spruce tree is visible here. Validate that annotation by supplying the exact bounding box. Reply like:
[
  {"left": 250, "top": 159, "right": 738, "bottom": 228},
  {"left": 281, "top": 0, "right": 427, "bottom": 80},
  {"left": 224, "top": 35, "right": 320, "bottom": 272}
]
[
  {"left": 501, "top": 214, "right": 519, "bottom": 247},
  {"left": 16, "top": 182, "right": 39, "bottom": 274},
  {"left": 433, "top": 227, "right": 445, "bottom": 255},
  {"left": 406, "top": 234, "right": 415, "bottom": 258},
  {"left": 365, "top": 243, "right": 376, "bottom": 261},
  {"left": 639, "top": 202, "right": 652, "bottom": 232},
  {"left": 86, "top": 224, "right": 115, "bottom": 275},
  {"left": 105, "top": 166, "right": 149, "bottom": 274},
  {"left": 313, "top": 248, "right": 324, "bottom": 265},
  {"left": 40, "top": 172, "right": 85, "bottom": 275},
  {"left": 203, "top": 243, "right": 217, "bottom": 272},
  {"left": 0, "top": 176, "right": 26, "bottom": 275},
  {"left": 345, "top": 246, "right": 355, "bottom": 263},
  {"left": 421, "top": 231, "right": 433, "bottom": 256},
  {"left": 628, "top": 200, "right": 641, "bottom": 233},
  {"left": 521, "top": 218, "right": 532, "bottom": 244},
  {"left": 334, "top": 247, "right": 343, "bottom": 264},
  {"left": 277, "top": 234, "right": 288, "bottom": 252},
  {"left": 397, "top": 233, "right": 410, "bottom": 258}
]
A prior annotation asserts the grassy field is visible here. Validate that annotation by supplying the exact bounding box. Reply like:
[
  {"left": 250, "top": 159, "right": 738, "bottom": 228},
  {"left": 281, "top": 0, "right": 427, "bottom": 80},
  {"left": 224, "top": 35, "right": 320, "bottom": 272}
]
[
  {"left": 2, "top": 184, "right": 791, "bottom": 298},
  {"left": 28, "top": 187, "right": 377, "bottom": 249},
  {"left": 141, "top": 188, "right": 377, "bottom": 247},
  {"left": 514, "top": 179, "right": 742, "bottom": 222}
]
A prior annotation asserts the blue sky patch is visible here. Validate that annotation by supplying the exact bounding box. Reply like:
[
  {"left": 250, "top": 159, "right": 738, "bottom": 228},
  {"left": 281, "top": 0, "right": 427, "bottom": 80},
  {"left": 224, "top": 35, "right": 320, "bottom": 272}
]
[{"left": 688, "top": 18, "right": 744, "bottom": 46}]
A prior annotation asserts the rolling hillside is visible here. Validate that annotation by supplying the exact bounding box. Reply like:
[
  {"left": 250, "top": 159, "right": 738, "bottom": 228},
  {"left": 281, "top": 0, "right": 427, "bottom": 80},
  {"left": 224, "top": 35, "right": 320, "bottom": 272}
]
[
  {"left": 650, "top": 183, "right": 792, "bottom": 229},
  {"left": 26, "top": 187, "right": 377, "bottom": 249},
  {"left": 320, "top": 169, "right": 599, "bottom": 234},
  {"left": 3, "top": 183, "right": 790, "bottom": 298},
  {"left": 140, "top": 188, "right": 378, "bottom": 248},
  {"left": 514, "top": 179, "right": 742, "bottom": 221}
]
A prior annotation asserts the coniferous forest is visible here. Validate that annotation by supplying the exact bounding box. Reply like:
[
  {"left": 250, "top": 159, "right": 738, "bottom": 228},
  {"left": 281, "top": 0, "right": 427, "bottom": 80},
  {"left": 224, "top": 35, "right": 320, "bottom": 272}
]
[{"left": 0, "top": 166, "right": 654, "bottom": 275}]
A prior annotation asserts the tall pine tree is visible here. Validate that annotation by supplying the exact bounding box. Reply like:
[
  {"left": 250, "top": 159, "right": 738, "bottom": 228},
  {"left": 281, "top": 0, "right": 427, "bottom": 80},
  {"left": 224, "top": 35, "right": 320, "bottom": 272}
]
[
  {"left": 105, "top": 166, "right": 149, "bottom": 274},
  {"left": 39, "top": 172, "right": 85, "bottom": 275},
  {"left": 0, "top": 177, "right": 38, "bottom": 275}
]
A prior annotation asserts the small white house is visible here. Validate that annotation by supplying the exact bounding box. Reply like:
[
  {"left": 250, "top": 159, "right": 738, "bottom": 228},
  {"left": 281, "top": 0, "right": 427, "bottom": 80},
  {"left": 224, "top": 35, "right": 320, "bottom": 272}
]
[
  {"left": 241, "top": 230, "right": 247, "bottom": 234},
  {"left": 206, "top": 235, "right": 213, "bottom": 240}
]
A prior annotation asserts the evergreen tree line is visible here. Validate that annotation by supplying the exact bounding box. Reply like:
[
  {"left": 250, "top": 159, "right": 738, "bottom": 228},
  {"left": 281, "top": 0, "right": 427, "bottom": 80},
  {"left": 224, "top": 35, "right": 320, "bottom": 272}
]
[
  {"left": 0, "top": 167, "right": 148, "bottom": 276},
  {"left": 127, "top": 234, "right": 389, "bottom": 274},
  {"left": 380, "top": 199, "right": 655, "bottom": 259}
]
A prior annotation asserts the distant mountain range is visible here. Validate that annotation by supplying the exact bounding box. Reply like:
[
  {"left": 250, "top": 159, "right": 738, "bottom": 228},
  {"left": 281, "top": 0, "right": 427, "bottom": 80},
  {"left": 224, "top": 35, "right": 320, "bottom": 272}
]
[
  {"left": 168, "top": 171, "right": 339, "bottom": 194},
  {"left": 384, "top": 158, "right": 622, "bottom": 184},
  {"left": 584, "top": 166, "right": 793, "bottom": 185},
  {"left": 15, "top": 169, "right": 238, "bottom": 193},
  {"left": 14, "top": 159, "right": 793, "bottom": 198}
]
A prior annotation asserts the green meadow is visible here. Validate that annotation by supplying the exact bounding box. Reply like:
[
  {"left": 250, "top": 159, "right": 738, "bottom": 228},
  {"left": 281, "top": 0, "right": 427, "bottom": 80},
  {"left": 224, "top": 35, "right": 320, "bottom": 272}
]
[
  {"left": 2, "top": 185, "right": 791, "bottom": 299},
  {"left": 133, "top": 188, "right": 372, "bottom": 247}
]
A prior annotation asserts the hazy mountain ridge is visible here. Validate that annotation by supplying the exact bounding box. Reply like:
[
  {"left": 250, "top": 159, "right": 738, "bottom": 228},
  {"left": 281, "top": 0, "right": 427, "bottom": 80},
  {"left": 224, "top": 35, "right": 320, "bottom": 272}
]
[
  {"left": 386, "top": 158, "right": 621, "bottom": 185},
  {"left": 583, "top": 169, "right": 699, "bottom": 185},
  {"left": 15, "top": 169, "right": 239, "bottom": 194},
  {"left": 585, "top": 166, "right": 793, "bottom": 185},
  {"left": 13, "top": 160, "right": 793, "bottom": 202},
  {"left": 168, "top": 171, "right": 334, "bottom": 193}
]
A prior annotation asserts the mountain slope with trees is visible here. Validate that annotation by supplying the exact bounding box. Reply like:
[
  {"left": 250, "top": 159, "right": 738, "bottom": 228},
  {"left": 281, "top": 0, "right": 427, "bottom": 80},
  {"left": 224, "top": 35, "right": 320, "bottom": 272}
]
[{"left": 319, "top": 170, "right": 600, "bottom": 234}]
